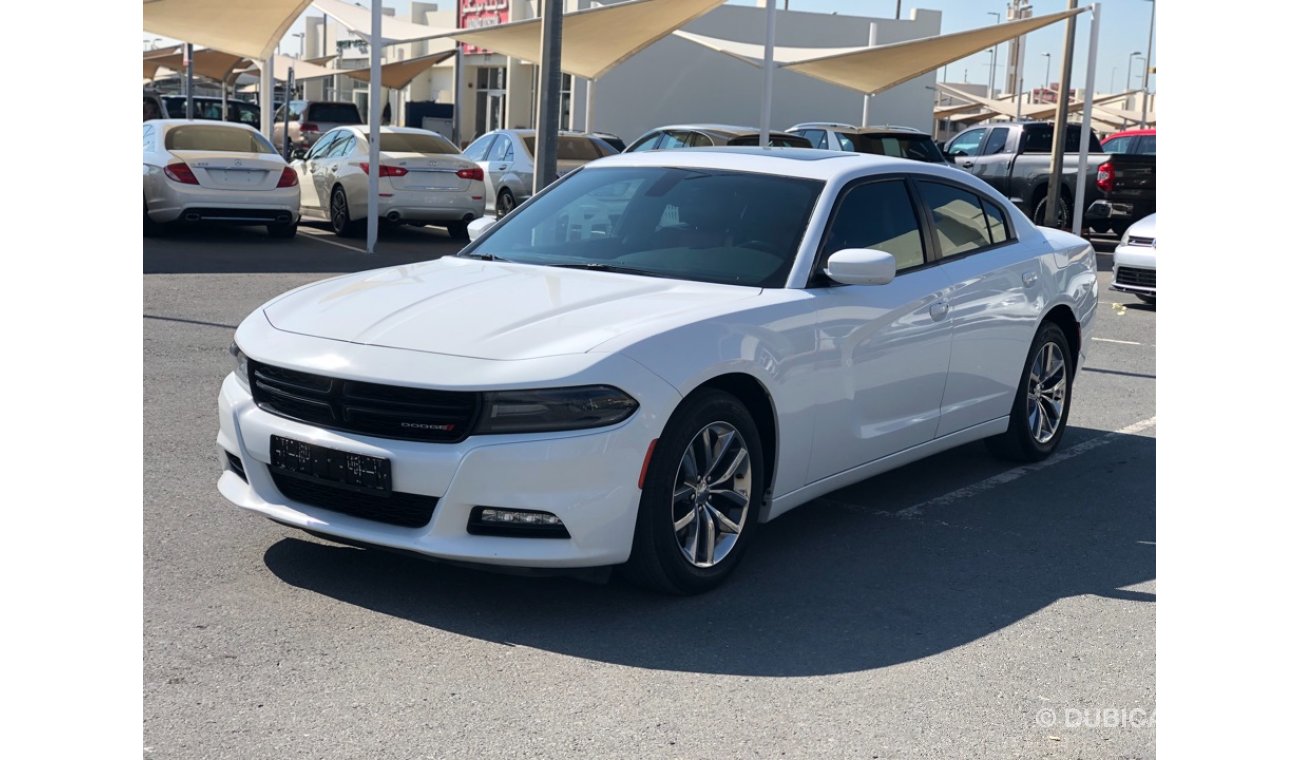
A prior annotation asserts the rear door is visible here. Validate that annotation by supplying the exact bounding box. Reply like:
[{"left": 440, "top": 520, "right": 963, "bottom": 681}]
[{"left": 294, "top": 129, "right": 342, "bottom": 211}]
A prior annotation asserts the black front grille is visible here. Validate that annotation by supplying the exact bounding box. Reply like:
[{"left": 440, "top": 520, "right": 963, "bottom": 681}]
[
  {"left": 271, "top": 472, "right": 439, "bottom": 527},
  {"left": 250, "top": 360, "right": 480, "bottom": 443},
  {"left": 226, "top": 451, "right": 247, "bottom": 482},
  {"left": 1115, "top": 266, "right": 1156, "bottom": 288}
]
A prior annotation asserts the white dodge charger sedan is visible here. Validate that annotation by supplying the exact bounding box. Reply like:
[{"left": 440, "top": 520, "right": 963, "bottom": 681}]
[
  {"left": 290, "top": 126, "right": 486, "bottom": 239},
  {"left": 217, "top": 148, "right": 1098, "bottom": 594},
  {"left": 144, "top": 119, "right": 300, "bottom": 238}
]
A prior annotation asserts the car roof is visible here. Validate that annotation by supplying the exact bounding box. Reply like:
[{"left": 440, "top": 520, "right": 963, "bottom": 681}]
[
  {"left": 789, "top": 122, "right": 927, "bottom": 136},
  {"left": 650, "top": 124, "right": 767, "bottom": 137},
  {"left": 1103, "top": 128, "right": 1156, "bottom": 139},
  {"left": 585, "top": 146, "right": 975, "bottom": 183}
]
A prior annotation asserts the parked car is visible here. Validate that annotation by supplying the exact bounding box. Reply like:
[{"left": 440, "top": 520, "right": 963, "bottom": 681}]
[
  {"left": 787, "top": 122, "right": 948, "bottom": 163},
  {"left": 272, "top": 100, "right": 364, "bottom": 152},
  {"left": 291, "top": 126, "right": 486, "bottom": 239},
  {"left": 162, "top": 95, "right": 261, "bottom": 126},
  {"left": 624, "top": 124, "right": 813, "bottom": 152},
  {"left": 460, "top": 129, "right": 619, "bottom": 216},
  {"left": 944, "top": 121, "right": 1143, "bottom": 226},
  {"left": 217, "top": 147, "right": 1098, "bottom": 594},
  {"left": 144, "top": 88, "right": 169, "bottom": 121},
  {"left": 1111, "top": 213, "right": 1156, "bottom": 304},
  {"left": 1086, "top": 128, "right": 1156, "bottom": 236},
  {"left": 143, "top": 119, "right": 300, "bottom": 238}
]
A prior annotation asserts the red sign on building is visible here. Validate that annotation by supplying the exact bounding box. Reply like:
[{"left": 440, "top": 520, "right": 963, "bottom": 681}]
[{"left": 459, "top": 0, "right": 511, "bottom": 55}]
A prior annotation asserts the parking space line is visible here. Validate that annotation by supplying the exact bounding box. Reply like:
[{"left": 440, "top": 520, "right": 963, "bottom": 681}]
[
  {"left": 298, "top": 228, "right": 368, "bottom": 253},
  {"left": 1092, "top": 337, "right": 1144, "bottom": 346},
  {"left": 888, "top": 416, "right": 1157, "bottom": 520}
]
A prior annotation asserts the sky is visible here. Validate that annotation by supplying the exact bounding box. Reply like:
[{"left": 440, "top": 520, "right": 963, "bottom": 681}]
[{"left": 144, "top": 0, "right": 1157, "bottom": 96}]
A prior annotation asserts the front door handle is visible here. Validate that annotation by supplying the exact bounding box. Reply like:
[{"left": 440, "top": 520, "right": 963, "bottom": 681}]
[
  {"left": 961, "top": 161, "right": 974, "bottom": 168},
  {"left": 496, "top": 164, "right": 508, "bottom": 171},
  {"left": 929, "top": 301, "right": 950, "bottom": 321}
]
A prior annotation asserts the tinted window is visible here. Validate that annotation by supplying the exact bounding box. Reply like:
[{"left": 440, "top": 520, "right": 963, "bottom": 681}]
[
  {"left": 823, "top": 180, "right": 926, "bottom": 271},
  {"left": 1104, "top": 135, "right": 1134, "bottom": 153},
  {"left": 164, "top": 125, "right": 276, "bottom": 154},
  {"left": 946, "top": 129, "right": 986, "bottom": 157},
  {"left": 627, "top": 133, "right": 662, "bottom": 152},
  {"left": 1022, "top": 125, "right": 1102, "bottom": 153},
  {"left": 982, "top": 127, "right": 1009, "bottom": 155},
  {"left": 488, "top": 135, "right": 512, "bottom": 161},
  {"left": 306, "top": 103, "right": 363, "bottom": 123},
  {"left": 659, "top": 132, "right": 690, "bottom": 150},
  {"left": 325, "top": 134, "right": 356, "bottom": 158},
  {"left": 918, "top": 181, "right": 993, "bottom": 256},
  {"left": 1135, "top": 135, "right": 1156, "bottom": 154},
  {"left": 726, "top": 133, "right": 811, "bottom": 148},
  {"left": 521, "top": 135, "right": 611, "bottom": 160},
  {"left": 686, "top": 132, "right": 712, "bottom": 148},
  {"left": 806, "top": 130, "right": 829, "bottom": 149},
  {"left": 855, "top": 134, "right": 946, "bottom": 163},
  {"left": 982, "top": 198, "right": 1009, "bottom": 244},
  {"left": 462, "top": 167, "right": 823, "bottom": 288},
  {"left": 835, "top": 132, "right": 855, "bottom": 151},
  {"left": 305, "top": 130, "right": 342, "bottom": 159},
  {"left": 380, "top": 132, "right": 459, "bottom": 154}
]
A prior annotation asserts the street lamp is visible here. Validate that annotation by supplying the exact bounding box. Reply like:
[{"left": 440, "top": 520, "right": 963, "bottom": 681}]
[
  {"left": 1125, "top": 50, "right": 1141, "bottom": 93},
  {"left": 986, "top": 11, "right": 1000, "bottom": 99},
  {"left": 1132, "top": 57, "right": 1146, "bottom": 89},
  {"left": 293, "top": 32, "right": 305, "bottom": 58},
  {"left": 1041, "top": 52, "right": 1051, "bottom": 104}
]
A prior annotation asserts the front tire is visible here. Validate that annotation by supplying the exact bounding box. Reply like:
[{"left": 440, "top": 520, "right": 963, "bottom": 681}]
[
  {"left": 330, "top": 186, "right": 362, "bottom": 238},
  {"left": 496, "top": 188, "right": 516, "bottom": 219},
  {"left": 623, "top": 390, "right": 765, "bottom": 595},
  {"left": 986, "top": 322, "right": 1074, "bottom": 462}
]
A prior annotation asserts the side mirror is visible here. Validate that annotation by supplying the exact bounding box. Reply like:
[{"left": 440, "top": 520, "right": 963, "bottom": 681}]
[
  {"left": 290, "top": 148, "right": 308, "bottom": 161},
  {"left": 467, "top": 216, "right": 496, "bottom": 242},
  {"left": 825, "top": 248, "right": 896, "bottom": 286}
]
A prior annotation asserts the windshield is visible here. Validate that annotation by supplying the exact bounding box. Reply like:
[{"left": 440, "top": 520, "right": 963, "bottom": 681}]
[
  {"left": 522, "top": 135, "right": 616, "bottom": 160},
  {"left": 850, "top": 134, "right": 946, "bottom": 163},
  {"left": 461, "top": 167, "right": 823, "bottom": 287},
  {"left": 164, "top": 125, "right": 277, "bottom": 154},
  {"left": 380, "top": 132, "right": 460, "bottom": 154},
  {"left": 307, "top": 103, "right": 362, "bottom": 123}
]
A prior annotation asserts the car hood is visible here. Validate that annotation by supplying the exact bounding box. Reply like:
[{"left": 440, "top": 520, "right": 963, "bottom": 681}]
[{"left": 263, "top": 256, "right": 761, "bottom": 360}]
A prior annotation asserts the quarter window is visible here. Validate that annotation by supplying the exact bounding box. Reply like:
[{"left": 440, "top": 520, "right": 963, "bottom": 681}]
[
  {"left": 917, "top": 181, "right": 998, "bottom": 256},
  {"left": 983, "top": 198, "right": 1009, "bottom": 244},
  {"left": 822, "top": 180, "right": 926, "bottom": 272}
]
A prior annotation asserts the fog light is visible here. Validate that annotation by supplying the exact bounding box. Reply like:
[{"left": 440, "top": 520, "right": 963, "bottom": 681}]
[{"left": 468, "top": 507, "right": 570, "bottom": 538}]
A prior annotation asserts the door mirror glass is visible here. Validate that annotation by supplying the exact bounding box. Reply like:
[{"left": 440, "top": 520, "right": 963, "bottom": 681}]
[
  {"left": 825, "top": 248, "right": 896, "bottom": 286},
  {"left": 467, "top": 216, "right": 496, "bottom": 242}
]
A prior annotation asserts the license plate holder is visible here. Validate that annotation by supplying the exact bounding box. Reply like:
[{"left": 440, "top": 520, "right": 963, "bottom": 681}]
[{"left": 270, "top": 435, "right": 391, "bottom": 496}]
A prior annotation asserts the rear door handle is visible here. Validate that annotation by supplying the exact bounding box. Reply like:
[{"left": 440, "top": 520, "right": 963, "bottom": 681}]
[{"left": 929, "top": 301, "right": 950, "bottom": 321}]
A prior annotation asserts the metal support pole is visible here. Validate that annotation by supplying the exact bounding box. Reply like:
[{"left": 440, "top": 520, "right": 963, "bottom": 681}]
[
  {"left": 452, "top": 46, "right": 463, "bottom": 145},
  {"left": 282, "top": 67, "right": 295, "bottom": 158},
  {"left": 585, "top": 78, "right": 596, "bottom": 133},
  {"left": 366, "top": 0, "right": 381, "bottom": 254},
  {"left": 220, "top": 80, "right": 228, "bottom": 122},
  {"left": 1043, "top": 0, "right": 1077, "bottom": 228},
  {"left": 259, "top": 58, "right": 274, "bottom": 138},
  {"left": 1072, "top": 4, "right": 1100, "bottom": 236},
  {"left": 184, "top": 43, "right": 195, "bottom": 119},
  {"left": 534, "top": 0, "right": 564, "bottom": 192},
  {"left": 1139, "top": 0, "right": 1155, "bottom": 127},
  {"left": 861, "top": 22, "right": 878, "bottom": 126},
  {"left": 758, "top": 0, "right": 777, "bottom": 148}
]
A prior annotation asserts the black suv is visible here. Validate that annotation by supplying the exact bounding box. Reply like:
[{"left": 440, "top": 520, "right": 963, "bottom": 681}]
[{"left": 786, "top": 122, "right": 948, "bottom": 163}]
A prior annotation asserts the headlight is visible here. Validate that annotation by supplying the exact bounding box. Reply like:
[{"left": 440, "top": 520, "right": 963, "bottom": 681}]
[
  {"left": 474, "top": 386, "right": 638, "bottom": 434},
  {"left": 229, "top": 342, "right": 250, "bottom": 392}
]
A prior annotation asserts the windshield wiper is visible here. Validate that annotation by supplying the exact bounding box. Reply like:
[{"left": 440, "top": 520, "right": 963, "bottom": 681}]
[
  {"left": 459, "top": 251, "right": 513, "bottom": 262},
  {"left": 546, "top": 262, "right": 664, "bottom": 278}
]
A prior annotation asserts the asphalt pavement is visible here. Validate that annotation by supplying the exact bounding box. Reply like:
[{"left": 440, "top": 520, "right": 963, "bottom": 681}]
[{"left": 144, "top": 224, "right": 1154, "bottom": 759}]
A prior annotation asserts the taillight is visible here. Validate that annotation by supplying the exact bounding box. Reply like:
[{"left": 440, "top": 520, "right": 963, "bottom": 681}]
[
  {"left": 1097, "top": 161, "right": 1114, "bottom": 193},
  {"left": 456, "top": 166, "right": 485, "bottom": 181},
  {"left": 299, "top": 122, "right": 319, "bottom": 134},
  {"left": 359, "top": 163, "right": 408, "bottom": 177},
  {"left": 164, "top": 162, "right": 199, "bottom": 185},
  {"left": 276, "top": 167, "right": 298, "bottom": 188}
]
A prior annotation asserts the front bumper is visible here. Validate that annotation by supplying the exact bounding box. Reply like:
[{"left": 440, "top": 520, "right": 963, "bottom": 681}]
[
  {"left": 1111, "top": 243, "right": 1156, "bottom": 296},
  {"left": 216, "top": 372, "right": 667, "bottom": 569}
]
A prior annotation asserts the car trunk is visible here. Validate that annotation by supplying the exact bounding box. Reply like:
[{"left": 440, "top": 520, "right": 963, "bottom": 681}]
[
  {"left": 1103, "top": 154, "right": 1156, "bottom": 202},
  {"left": 381, "top": 151, "right": 473, "bottom": 192},
  {"left": 170, "top": 150, "right": 284, "bottom": 191}
]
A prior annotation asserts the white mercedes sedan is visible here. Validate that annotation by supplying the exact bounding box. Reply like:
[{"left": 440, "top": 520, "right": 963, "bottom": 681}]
[
  {"left": 290, "top": 126, "right": 486, "bottom": 239},
  {"left": 217, "top": 148, "right": 1098, "bottom": 594},
  {"left": 143, "top": 119, "right": 300, "bottom": 238}
]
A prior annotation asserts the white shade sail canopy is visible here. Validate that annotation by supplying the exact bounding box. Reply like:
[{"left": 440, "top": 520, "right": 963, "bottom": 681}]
[
  {"left": 143, "top": 47, "right": 250, "bottom": 84},
  {"left": 344, "top": 51, "right": 458, "bottom": 89},
  {"left": 424, "top": 0, "right": 726, "bottom": 80},
  {"left": 311, "top": 0, "right": 456, "bottom": 46},
  {"left": 936, "top": 83, "right": 1133, "bottom": 122},
  {"left": 142, "top": 0, "right": 314, "bottom": 61},
  {"left": 677, "top": 6, "right": 1086, "bottom": 97},
  {"left": 240, "top": 54, "right": 339, "bottom": 82}
]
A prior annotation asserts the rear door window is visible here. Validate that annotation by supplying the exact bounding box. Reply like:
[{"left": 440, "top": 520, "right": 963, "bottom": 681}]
[
  {"left": 462, "top": 134, "right": 496, "bottom": 161},
  {"left": 917, "top": 181, "right": 996, "bottom": 257},
  {"left": 981, "top": 128, "right": 1009, "bottom": 155}
]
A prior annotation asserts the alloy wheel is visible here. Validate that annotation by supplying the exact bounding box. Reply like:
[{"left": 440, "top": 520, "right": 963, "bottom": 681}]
[
  {"left": 331, "top": 191, "right": 348, "bottom": 231},
  {"left": 1026, "top": 342, "right": 1068, "bottom": 443},
  {"left": 671, "top": 422, "right": 753, "bottom": 568}
]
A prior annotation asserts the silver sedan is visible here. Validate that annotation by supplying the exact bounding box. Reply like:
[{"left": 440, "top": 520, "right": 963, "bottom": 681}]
[{"left": 459, "top": 129, "right": 619, "bottom": 217}]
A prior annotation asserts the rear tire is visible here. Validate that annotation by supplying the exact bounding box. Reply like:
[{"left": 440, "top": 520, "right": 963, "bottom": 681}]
[
  {"left": 1033, "top": 193, "right": 1071, "bottom": 228},
  {"left": 267, "top": 221, "right": 298, "bottom": 239},
  {"left": 986, "top": 322, "right": 1074, "bottom": 462},
  {"left": 622, "top": 390, "right": 765, "bottom": 595},
  {"left": 330, "top": 186, "right": 362, "bottom": 238},
  {"left": 496, "top": 188, "right": 516, "bottom": 219}
]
